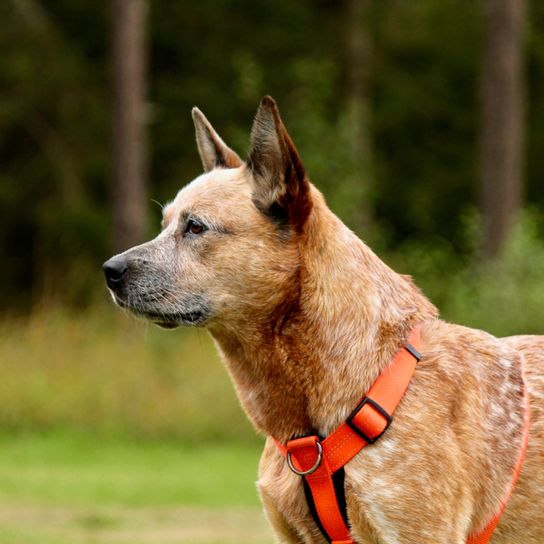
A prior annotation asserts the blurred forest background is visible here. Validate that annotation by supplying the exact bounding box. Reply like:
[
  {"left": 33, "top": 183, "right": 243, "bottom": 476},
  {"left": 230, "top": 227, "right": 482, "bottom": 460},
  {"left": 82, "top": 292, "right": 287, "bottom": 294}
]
[{"left": 1, "top": 1, "right": 544, "bottom": 543}]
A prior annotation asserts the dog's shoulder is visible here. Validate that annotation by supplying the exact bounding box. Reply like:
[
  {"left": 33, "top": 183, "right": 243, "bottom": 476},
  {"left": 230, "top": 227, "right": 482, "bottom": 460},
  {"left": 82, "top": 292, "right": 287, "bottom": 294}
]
[
  {"left": 418, "top": 319, "right": 521, "bottom": 379},
  {"left": 501, "top": 333, "right": 544, "bottom": 360},
  {"left": 501, "top": 333, "right": 544, "bottom": 399},
  {"left": 411, "top": 319, "right": 526, "bottom": 450}
]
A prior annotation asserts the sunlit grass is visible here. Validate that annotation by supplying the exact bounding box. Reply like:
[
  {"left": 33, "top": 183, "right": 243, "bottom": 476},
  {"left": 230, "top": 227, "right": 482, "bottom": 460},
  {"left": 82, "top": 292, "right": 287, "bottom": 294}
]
[
  {"left": 0, "top": 303, "right": 256, "bottom": 442},
  {"left": 0, "top": 431, "right": 271, "bottom": 544},
  {"left": 0, "top": 430, "right": 263, "bottom": 507}
]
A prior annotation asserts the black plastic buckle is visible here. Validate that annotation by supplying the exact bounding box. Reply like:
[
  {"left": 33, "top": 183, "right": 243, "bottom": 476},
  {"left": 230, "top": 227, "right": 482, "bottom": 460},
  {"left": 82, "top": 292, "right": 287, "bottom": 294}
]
[
  {"left": 346, "top": 397, "right": 393, "bottom": 444},
  {"left": 404, "top": 343, "right": 422, "bottom": 361}
]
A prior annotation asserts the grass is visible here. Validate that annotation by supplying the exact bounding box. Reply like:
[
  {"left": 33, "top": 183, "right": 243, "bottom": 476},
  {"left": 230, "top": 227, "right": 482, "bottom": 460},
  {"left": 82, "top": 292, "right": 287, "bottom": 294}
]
[
  {"left": 0, "top": 303, "right": 257, "bottom": 442},
  {"left": 0, "top": 430, "right": 272, "bottom": 544},
  {"left": 0, "top": 430, "right": 262, "bottom": 507},
  {"left": 0, "top": 306, "right": 271, "bottom": 542},
  {"left": 0, "top": 300, "right": 271, "bottom": 542}
]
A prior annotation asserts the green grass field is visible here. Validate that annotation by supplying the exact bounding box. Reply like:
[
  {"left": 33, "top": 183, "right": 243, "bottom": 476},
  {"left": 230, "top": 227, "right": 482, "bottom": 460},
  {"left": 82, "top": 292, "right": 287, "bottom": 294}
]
[
  {"left": 0, "top": 431, "right": 272, "bottom": 544},
  {"left": 0, "top": 305, "right": 274, "bottom": 543}
]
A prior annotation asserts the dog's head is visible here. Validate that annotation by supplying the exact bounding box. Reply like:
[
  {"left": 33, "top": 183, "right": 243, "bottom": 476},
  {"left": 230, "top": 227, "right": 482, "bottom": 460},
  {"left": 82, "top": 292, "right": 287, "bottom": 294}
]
[{"left": 103, "top": 97, "right": 314, "bottom": 330}]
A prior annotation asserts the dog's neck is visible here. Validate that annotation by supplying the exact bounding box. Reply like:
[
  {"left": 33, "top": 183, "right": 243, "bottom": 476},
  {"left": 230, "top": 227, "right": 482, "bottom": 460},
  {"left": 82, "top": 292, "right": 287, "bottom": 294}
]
[{"left": 209, "top": 192, "right": 438, "bottom": 442}]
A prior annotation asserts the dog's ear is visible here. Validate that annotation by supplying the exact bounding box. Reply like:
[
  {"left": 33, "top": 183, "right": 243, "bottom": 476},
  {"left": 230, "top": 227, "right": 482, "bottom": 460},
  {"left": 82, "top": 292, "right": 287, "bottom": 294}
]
[
  {"left": 192, "top": 107, "right": 243, "bottom": 172},
  {"left": 247, "top": 96, "right": 311, "bottom": 231}
]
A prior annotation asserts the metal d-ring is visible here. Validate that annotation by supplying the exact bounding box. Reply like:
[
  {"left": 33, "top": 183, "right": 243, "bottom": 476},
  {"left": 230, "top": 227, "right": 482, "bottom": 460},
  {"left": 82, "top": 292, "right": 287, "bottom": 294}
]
[{"left": 286, "top": 441, "right": 323, "bottom": 476}]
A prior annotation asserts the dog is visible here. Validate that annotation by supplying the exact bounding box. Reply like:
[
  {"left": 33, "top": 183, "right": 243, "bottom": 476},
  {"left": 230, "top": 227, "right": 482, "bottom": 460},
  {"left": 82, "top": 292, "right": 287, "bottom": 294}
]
[{"left": 103, "top": 97, "right": 543, "bottom": 543}]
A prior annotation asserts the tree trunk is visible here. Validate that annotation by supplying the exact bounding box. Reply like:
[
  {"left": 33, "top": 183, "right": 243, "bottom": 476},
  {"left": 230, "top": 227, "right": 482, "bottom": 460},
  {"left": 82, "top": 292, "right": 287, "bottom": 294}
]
[
  {"left": 345, "top": 0, "right": 373, "bottom": 233},
  {"left": 480, "top": 0, "right": 526, "bottom": 259},
  {"left": 111, "top": 0, "right": 148, "bottom": 252}
]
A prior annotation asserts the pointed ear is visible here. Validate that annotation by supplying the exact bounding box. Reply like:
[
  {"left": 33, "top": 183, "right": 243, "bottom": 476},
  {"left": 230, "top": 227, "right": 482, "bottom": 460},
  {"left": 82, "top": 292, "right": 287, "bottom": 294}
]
[
  {"left": 247, "top": 96, "right": 311, "bottom": 230},
  {"left": 192, "top": 107, "right": 243, "bottom": 172}
]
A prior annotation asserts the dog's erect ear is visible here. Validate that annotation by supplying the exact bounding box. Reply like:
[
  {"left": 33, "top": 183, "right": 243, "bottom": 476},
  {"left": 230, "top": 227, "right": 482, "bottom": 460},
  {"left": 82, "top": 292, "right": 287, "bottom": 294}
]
[
  {"left": 192, "top": 107, "right": 243, "bottom": 172},
  {"left": 247, "top": 96, "right": 311, "bottom": 230}
]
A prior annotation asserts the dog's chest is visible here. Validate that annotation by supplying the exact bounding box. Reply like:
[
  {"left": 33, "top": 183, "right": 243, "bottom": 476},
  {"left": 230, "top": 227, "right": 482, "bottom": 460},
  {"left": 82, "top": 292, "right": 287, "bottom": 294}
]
[{"left": 258, "top": 440, "right": 399, "bottom": 544}]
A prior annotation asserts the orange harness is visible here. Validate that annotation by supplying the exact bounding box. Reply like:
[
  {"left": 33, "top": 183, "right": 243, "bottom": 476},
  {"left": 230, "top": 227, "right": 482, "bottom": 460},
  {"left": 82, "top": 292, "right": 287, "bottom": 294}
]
[{"left": 273, "top": 327, "right": 530, "bottom": 544}]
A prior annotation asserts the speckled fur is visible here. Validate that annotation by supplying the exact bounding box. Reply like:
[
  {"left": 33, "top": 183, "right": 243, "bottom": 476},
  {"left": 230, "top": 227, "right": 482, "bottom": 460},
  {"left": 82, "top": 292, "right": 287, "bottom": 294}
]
[{"left": 106, "top": 98, "right": 543, "bottom": 543}]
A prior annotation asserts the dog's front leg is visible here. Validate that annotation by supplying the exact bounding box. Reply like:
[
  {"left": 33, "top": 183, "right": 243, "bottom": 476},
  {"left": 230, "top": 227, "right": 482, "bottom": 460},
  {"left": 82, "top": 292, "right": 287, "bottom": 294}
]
[
  {"left": 258, "top": 439, "right": 328, "bottom": 543},
  {"left": 349, "top": 522, "right": 467, "bottom": 544},
  {"left": 259, "top": 489, "right": 304, "bottom": 543}
]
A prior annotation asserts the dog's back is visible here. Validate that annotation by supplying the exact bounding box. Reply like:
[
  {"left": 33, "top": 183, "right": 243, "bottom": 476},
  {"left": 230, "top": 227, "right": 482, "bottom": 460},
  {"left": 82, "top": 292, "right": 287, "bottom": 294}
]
[{"left": 493, "top": 335, "right": 544, "bottom": 543}]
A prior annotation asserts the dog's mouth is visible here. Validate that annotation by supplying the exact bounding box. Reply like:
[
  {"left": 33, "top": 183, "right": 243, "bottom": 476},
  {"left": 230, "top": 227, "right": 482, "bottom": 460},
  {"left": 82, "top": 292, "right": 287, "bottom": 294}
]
[
  {"left": 143, "top": 310, "right": 207, "bottom": 328},
  {"left": 111, "top": 294, "right": 209, "bottom": 328}
]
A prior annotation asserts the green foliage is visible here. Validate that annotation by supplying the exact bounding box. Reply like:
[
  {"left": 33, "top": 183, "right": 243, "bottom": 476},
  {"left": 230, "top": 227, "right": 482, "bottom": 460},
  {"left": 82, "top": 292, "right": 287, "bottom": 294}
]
[
  {"left": 1, "top": 1, "right": 543, "bottom": 308},
  {"left": 442, "top": 211, "right": 544, "bottom": 336},
  {"left": 0, "top": 1, "right": 109, "bottom": 307},
  {"left": 389, "top": 209, "right": 544, "bottom": 337},
  {"left": 371, "top": 1, "right": 481, "bottom": 245}
]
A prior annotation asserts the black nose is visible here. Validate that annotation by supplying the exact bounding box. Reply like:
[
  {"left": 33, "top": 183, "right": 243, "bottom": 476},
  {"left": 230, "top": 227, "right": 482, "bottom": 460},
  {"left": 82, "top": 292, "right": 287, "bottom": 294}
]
[{"left": 103, "top": 256, "right": 128, "bottom": 288}]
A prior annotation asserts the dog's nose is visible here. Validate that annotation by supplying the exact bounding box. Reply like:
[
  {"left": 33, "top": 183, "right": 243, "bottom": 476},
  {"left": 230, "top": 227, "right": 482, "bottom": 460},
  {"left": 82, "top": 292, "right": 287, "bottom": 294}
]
[{"left": 103, "top": 256, "right": 128, "bottom": 288}]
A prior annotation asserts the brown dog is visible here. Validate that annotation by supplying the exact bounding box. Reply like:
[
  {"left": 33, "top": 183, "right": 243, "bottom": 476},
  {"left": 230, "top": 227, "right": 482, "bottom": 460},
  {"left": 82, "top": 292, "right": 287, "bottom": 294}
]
[{"left": 103, "top": 97, "right": 544, "bottom": 543}]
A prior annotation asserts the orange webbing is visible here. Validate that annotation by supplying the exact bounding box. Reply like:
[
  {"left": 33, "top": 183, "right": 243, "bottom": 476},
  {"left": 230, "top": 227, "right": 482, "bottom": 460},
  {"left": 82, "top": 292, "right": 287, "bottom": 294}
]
[
  {"left": 287, "top": 436, "right": 353, "bottom": 543},
  {"left": 275, "top": 328, "right": 530, "bottom": 544},
  {"left": 284, "top": 327, "right": 422, "bottom": 543},
  {"left": 466, "top": 361, "right": 530, "bottom": 544},
  {"left": 322, "top": 327, "right": 421, "bottom": 473}
]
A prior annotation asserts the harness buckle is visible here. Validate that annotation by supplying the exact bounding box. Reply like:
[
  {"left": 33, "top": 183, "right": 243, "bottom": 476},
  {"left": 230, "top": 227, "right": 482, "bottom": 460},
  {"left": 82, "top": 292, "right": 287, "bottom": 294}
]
[
  {"left": 404, "top": 342, "right": 422, "bottom": 361},
  {"left": 286, "top": 438, "right": 323, "bottom": 476},
  {"left": 346, "top": 397, "right": 392, "bottom": 444}
]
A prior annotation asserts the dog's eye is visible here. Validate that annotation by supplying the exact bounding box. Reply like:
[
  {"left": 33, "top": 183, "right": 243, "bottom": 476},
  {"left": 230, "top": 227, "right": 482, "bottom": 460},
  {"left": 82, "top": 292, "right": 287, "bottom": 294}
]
[{"left": 185, "top": 219, "right": 206, "bottom": 236}]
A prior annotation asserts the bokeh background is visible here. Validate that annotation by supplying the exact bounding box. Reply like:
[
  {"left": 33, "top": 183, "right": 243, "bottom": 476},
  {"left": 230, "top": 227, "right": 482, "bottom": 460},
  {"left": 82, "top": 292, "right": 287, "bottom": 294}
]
[{"left": 1, "top": 1, "right": 543, "bottom": 543}]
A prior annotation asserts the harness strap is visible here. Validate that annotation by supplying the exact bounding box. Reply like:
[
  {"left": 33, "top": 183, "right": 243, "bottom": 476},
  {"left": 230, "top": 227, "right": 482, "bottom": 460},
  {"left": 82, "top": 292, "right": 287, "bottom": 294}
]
[
  {"left": 279, "top": 327, "right": 422, "bottom": 544},
  {"left": 303, "top": 469, "right": 348, "bottom": 539},
  {"left": 273, "top": 327, "right": 530, "bottom": 544},
  {"left": 287, "top": 435, "right": 352, "bottom": 542}
]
